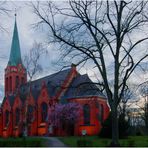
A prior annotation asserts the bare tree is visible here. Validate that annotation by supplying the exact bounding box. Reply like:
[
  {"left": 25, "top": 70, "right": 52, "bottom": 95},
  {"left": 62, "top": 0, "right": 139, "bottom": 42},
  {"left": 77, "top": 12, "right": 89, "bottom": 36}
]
[
  {"left": 134, "top": 62, "right": 148, "bottom": 129},
  {"left": 31, "top": 1, "right": 148, "bottom": 145},
  {"left": 137, "top": 81, "right": 148, "bottom": 129},
  {"left": 119, "top": 85, "right": 135, "bottom": 118},
  {"left": 24, "top": 41, "right": 46, "bottom": 82},
  {"left": 23, "top": 41, "right": 46, "bottom": 136}
]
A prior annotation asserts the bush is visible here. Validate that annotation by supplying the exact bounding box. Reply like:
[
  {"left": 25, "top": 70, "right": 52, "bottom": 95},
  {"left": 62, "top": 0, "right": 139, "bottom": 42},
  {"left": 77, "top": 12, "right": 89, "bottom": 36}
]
[
  {"left": 118, "top": 113, "right": 130, "bottom": 138},
  {"left": 99, "top": 112, "right": 130, "bottom": 138},
  {"left": 128, "top": 140, "right": 135, "bottom": 147},
  {"left": 19, "top": 132, "right": 24, "bottom": 138},
  {"left": 99, "top": 113, "right": 112, "bottom": 138},
  {"left": 77, "top": 139, "right": 93, "bottom": 147},
  {"left": 0, "top": 138, "right": 43, "bottom": 147}
]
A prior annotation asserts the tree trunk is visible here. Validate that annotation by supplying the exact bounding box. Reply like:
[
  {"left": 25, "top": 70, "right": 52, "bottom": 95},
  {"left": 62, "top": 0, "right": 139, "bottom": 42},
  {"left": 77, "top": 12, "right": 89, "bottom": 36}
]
[{"left": 110, "top": 106, "right": 120, "bottom": 146}]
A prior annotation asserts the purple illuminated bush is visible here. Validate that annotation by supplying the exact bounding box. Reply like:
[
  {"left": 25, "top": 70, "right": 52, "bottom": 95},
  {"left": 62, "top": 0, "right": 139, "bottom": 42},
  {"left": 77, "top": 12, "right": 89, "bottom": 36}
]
[{"left": 48, "top": 102, "right": 82, "bottom": 134}]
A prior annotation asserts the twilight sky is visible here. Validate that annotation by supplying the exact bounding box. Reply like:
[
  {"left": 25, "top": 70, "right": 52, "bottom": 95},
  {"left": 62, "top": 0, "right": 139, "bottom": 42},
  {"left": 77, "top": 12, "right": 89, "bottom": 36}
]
[
  {"left": 0, "top": 1, "right": 95, "bottom": 102},
  {"left": 0, "top": 1, "right": 59, "bottom": 101},
  {"left": 0, "top": 1, "right": 147, "bottom": 102}
]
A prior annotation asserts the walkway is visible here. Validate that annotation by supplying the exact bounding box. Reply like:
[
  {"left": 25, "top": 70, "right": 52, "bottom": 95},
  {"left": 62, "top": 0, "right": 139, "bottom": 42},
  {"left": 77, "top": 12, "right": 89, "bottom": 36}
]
[{"left": 43, "top": 137, "right": 67, "bottom": 147}]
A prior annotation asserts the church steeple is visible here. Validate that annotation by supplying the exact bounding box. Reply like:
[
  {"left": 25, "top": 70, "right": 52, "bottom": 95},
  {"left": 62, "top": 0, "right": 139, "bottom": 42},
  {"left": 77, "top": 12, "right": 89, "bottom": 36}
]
[
  {"left": 5, "top": 14, "right": 27, "bottom": 96},
  {"left": 8, "top": 14, "right": 22, "bottom": 66}
]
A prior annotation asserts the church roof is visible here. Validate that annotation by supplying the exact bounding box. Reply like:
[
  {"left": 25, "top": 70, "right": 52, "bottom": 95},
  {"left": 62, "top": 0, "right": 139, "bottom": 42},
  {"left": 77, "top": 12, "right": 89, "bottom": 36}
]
[
  {"left": 62, "top": 74, "right": 106, "bottom": 99},
  {"left": 8, "top": 17, "right": 22, "bottom": 66},
  {"left": 5, "top": 68, "right": 106, "bottom": 106},
  {"left": 19, "top": 68, "right": 71, "bottom": 101},
  {"left": 19, "top": 68, "right": 106, "bottom": 102}
]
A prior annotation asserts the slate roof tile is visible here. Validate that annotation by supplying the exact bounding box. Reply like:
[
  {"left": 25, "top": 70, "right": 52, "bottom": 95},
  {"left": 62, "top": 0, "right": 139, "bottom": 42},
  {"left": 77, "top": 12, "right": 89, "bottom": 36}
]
[{"left": 62, "top": 74, "right": 106, "bottom": 99}]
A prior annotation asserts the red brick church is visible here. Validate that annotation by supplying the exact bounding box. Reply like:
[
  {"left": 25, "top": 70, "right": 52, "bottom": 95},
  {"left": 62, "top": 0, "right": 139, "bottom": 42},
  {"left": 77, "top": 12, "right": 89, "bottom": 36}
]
[{"left": 0, "top": 17, "right": 109, "bottom": 138}]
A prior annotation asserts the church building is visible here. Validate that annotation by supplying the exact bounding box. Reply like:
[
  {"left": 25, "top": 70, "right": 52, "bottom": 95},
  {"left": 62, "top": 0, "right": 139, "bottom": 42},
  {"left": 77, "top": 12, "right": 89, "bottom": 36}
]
[{"left": 0, "top": 16, "right": 109, "bottom": 138}]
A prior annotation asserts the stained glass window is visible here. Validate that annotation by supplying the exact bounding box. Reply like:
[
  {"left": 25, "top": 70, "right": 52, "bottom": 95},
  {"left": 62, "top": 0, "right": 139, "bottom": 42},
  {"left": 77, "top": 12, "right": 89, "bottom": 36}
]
[
  {"left": 27, "top": 105, "right": 34, "bottom": 123},
  {"left": 41, "top": 102, "right": 48, "bottom": 122},
  {"left": 83, "top": 104, "right": 90, "bottom": 125},
  {"left": 15, "top": 108, "right": 20, "bottom": 125}
]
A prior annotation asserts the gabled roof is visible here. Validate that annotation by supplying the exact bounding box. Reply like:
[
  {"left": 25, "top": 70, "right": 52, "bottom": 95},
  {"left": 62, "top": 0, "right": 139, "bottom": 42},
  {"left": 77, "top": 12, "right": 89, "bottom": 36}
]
[
  {"left": 62, "top": 74, "right": 106, "bottom": 99},
  {"left": 8, "top": 17, "right": 22, "bottom": 66},
  {"left": 19, "top": 68, "right": 71, "bottom": 101}
]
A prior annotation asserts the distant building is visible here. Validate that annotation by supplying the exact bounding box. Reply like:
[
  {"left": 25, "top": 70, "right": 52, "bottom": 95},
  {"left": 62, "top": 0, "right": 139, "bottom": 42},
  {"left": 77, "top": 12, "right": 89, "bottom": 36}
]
[{"left": 0, "top": 16, "right": 109, "bottom": 137}]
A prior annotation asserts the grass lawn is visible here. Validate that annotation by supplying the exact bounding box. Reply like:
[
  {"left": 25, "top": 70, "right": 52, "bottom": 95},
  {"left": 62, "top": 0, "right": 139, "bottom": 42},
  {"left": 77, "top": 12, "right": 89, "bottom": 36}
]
[
  {"left": 59, "top": 136, "right": 148, "bottom": 147},
  {"left": 0, "top": 137, "right": 47, "bottom": 147}
]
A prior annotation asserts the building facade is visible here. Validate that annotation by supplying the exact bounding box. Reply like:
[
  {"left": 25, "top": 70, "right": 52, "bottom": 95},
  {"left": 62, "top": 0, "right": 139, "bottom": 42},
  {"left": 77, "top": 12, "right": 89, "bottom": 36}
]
[{"left": 0, "top": 17, "right": 110, "bottom": 138}]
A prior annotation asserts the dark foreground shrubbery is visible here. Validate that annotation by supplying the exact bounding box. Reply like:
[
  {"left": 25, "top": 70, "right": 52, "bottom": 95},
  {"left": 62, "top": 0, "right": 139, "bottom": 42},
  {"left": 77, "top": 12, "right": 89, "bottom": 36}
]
[
  {"left": 0, "top": 137, "right": 43, "bottom": 147},
  {"left": 100, "top": 112, "right": 130, "bottom": 138},
  {"left": 77, "top": 139, "right": 93, "bottom": 147}
]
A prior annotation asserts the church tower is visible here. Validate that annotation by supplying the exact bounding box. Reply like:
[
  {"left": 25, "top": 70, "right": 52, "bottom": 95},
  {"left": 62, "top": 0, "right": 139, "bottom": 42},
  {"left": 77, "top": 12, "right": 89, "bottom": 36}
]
[{"left": 5, "top": 15, "right": 27, "bottom": 96}]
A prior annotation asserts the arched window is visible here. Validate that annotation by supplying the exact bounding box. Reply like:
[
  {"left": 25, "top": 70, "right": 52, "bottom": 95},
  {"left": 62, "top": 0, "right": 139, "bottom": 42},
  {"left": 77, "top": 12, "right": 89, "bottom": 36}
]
[
  {"left": 6, "top": 77, "right": 8, "bottom": 92},
  {"left": 15, "top": 108, "right": 20, "bottom": 126},
  {"left": 5, "top": 110, "right": 9, "bottom": 127},
  {"left": 21, "top": 77, "right": 24, "bottom": 84},
  {"left": 41, "top": 102, "right": 48, "bottom": 122},
  {"left": 10, "top": 76, "right": 12, "bottom": 92},
  {"left": 27, "top": 105, "right": 34, "bottom": 123},
  {"left": 83, "top": 104, "right": 90, "bottom": 125},
  {"left": 100, "top": 104, "right": 104, "bottom": 123},
  {"left": 16, "top": 76, "right": 19, "bottom": 88}
]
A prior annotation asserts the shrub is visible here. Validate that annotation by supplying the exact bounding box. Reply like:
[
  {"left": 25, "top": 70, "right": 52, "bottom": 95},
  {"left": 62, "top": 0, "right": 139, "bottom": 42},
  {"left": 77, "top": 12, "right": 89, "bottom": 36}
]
[
  {"left": 99, "top": 113, "right": 112, "bottom": 138},
  {"left": 77, "top": 139, "right": 93, "bottom": 147},
  {"left": 99, "top": 112, "right": 130, "bottom": 138},
  {"left": 128, "top": 140, "right": 135, "bottom": 147},
  {"left": 0, "top": 138, "right": 43, "bottom": 147}
]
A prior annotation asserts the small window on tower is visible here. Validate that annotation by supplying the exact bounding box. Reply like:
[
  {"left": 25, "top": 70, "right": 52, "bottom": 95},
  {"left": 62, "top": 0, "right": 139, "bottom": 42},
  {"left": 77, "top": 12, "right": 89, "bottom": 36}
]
[
  {"left": 10, "top": 76, "right": 12, "bottom": 92},
  {"left": 6, "top": 77, "right": 8, "bottom": 92},
  {"left": 16, "top": 76, "right": 19, "bottom": 88},
  {"left": 21, "top": 77, "right": 24, "bottom": 84}
]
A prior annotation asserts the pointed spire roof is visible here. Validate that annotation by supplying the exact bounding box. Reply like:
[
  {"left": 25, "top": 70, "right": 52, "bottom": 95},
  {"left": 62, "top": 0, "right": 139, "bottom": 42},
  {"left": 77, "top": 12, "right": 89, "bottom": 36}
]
[{"left": 8, "top": 14, "right": 22, "bottom": 66}]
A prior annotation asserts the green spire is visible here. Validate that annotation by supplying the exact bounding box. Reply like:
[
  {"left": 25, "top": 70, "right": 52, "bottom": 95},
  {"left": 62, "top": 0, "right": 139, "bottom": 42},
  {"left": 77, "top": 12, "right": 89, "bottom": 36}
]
[{"left": 8, "top": 15, "right": 22, "bottom": 66}]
